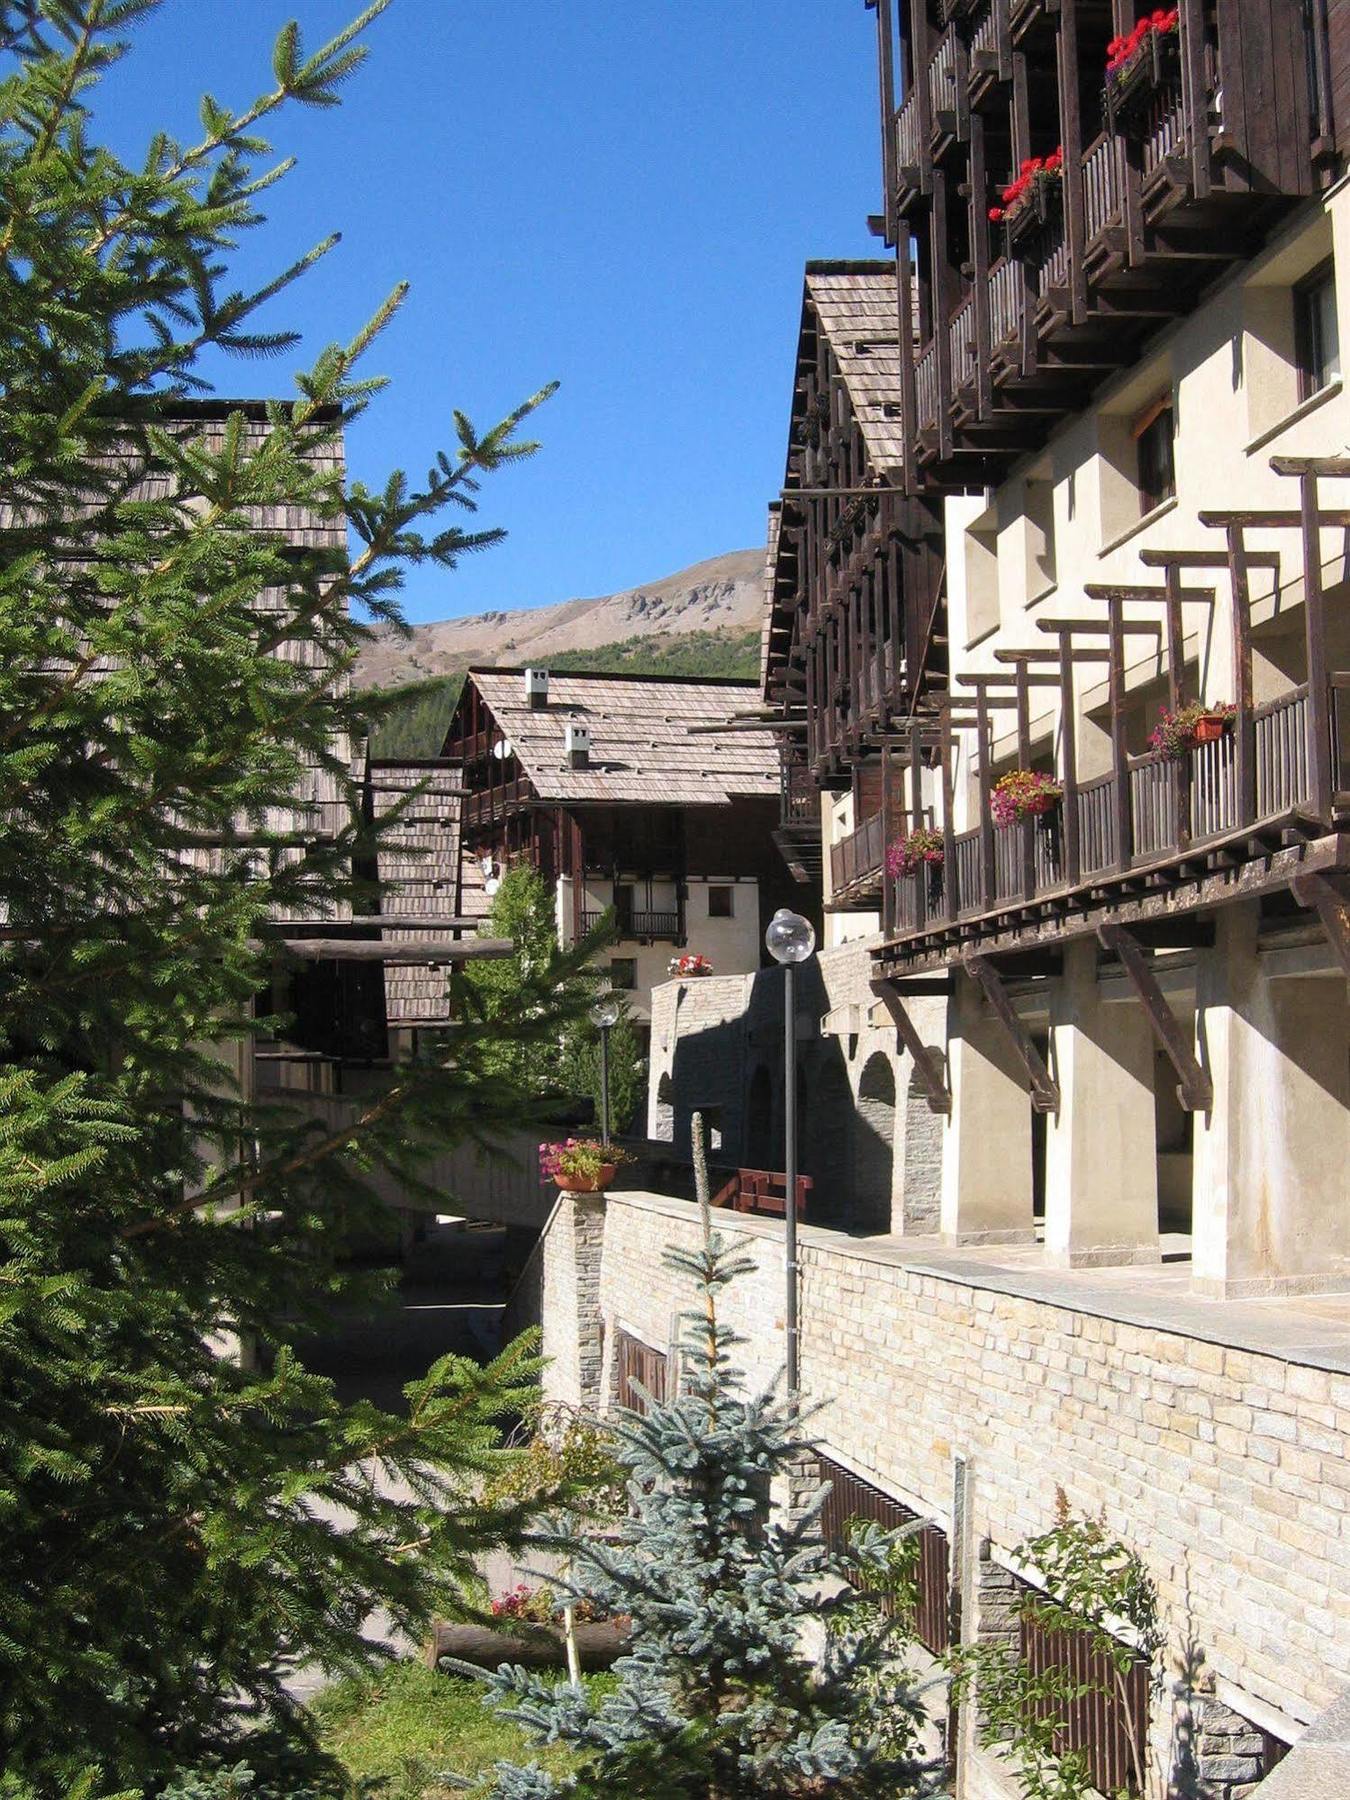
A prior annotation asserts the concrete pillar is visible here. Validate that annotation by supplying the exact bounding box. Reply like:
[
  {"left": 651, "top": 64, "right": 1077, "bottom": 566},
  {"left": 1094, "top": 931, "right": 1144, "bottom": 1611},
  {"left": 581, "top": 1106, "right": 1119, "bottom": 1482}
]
[
  {"left": 1192, "top": 904, "right": 1350, "bottom": 1297},
  {"left": 940, "top": 977, "right": 1035, "bottom": 1244},
  {"left": 1044, "top": 939, "right": 1160, "bottom": 1268}
]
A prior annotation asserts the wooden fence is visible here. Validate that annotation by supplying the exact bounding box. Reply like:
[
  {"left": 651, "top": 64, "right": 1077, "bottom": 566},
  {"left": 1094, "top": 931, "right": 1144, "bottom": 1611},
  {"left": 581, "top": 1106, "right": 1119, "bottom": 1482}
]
[{"left": 817, "top": 1453, "right": 950, "bottom": 1657}]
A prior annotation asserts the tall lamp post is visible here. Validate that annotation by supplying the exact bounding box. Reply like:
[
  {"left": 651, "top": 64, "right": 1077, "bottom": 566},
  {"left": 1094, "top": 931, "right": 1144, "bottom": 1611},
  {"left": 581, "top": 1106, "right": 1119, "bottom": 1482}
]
[
  {"left": 764, "top": 907, "right": 816, "bottom": 1396},
  {"left": 589, "top": 992, "right": 621, "bottom": 1146}
]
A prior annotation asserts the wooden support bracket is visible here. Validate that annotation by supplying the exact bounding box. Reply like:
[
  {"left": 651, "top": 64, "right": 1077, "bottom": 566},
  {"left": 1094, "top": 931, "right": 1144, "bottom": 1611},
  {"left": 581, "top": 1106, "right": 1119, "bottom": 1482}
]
[
  {"left": 1291, "top": 870, "right": 1350, "bottom": 979},
  {"left": 869, "top": 978, "right": 951, "bottom": 1115},
  {"left": 962, "top": 956, "right": 1060, "bottom": 1114},
  {"left": 1096, "top": 922, "right": 1213, "bottom": 1112}
]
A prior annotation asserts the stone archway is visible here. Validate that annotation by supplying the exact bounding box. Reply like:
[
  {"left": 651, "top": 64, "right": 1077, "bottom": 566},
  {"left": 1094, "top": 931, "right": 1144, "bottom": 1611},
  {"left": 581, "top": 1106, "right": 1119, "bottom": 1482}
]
[
  {"left": 746, "top": 1063, "right": 774, "bottom": 1168},
  {"left": 805, "top": 1054, "right": 852, "bottom": 1224},
  {"left": 853, "top": 1052, "right": 896, "bottom": 1233},
  {"left": 654, "top": 1071, "right": 675, "bottom": 1142}
]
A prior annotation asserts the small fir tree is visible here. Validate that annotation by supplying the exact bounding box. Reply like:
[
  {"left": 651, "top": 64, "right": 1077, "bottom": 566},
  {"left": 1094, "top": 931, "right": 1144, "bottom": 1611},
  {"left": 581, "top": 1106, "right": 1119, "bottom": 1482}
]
[{"left": 471, "top": 1119, "right": 940, "bottom": 1800}]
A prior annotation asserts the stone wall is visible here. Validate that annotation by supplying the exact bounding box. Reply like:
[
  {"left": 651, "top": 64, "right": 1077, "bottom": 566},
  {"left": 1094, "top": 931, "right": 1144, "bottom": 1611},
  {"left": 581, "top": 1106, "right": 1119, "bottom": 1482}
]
[{"left": 587, "top": 1191, "right": 1347, "bottom": 1793}]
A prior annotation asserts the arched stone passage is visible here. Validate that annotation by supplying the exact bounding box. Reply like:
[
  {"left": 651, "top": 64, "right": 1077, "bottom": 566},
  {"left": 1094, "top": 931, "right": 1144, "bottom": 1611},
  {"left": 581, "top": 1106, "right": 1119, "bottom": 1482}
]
[
  {"left": 853, "top": 1052, "right": 896, "bottom": 1233},
  {"left": 805, "top": 1055, "right": 852, "bottom": 1224},
  {"left": 653, "top": 1071, "right": 675, "bottom": 1142},
  {"left": 746, "top": 1063, "right": 774, "bottom": 1168}
]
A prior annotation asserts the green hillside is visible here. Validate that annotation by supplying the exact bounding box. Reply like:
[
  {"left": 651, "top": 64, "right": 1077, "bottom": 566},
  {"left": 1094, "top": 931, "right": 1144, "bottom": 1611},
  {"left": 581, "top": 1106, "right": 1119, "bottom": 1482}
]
[{"left": 364, "top": 627, "right": 760, "bottom": 760}]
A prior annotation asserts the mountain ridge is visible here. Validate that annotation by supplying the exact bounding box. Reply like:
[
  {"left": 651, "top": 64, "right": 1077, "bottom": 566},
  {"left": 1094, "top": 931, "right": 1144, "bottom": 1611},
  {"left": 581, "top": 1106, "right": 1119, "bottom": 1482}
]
[{"left": 354, "top": 547, "right": 765, "bottom": 691}]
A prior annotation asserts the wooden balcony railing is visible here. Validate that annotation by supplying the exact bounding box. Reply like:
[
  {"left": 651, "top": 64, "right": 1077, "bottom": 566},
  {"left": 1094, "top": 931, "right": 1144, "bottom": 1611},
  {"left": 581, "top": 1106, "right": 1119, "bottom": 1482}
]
[
  {"left": 885, "top": 682, "right": 1340, "bottom": 945},
  {"left": 895, "top": 87, "right": 921, "bottom": 177},
  {"left": 949, "top": 294, "right": 977, "bottom": 392},
  {"left": 915, "top": 342, "right": 940, "bottom": 433},
  {"left": 581, "top": 907, "right": 683, "bottom": 942},
  {"left": 781, "top": 757, "right": 818, "bottom": 824},
  {"left": 928, "top": 26, "right": 959, "bottom": 128},
  {"left": 830, "top": 809, "right": 886, "bottom": 897}
]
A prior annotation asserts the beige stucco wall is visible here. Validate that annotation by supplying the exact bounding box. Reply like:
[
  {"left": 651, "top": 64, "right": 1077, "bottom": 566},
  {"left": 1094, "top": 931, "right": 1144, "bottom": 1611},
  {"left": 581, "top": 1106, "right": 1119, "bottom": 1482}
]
[{"left": 941, "top": 183, "right": 1350, "bottom": 798}]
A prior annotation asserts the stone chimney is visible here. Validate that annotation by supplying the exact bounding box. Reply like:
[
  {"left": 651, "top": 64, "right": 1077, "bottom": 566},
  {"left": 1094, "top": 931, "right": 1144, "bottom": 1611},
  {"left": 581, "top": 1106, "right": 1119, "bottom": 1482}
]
[
  {"left": 525, "top": 667, "right": 549, "bottom": 710},
  {"left": 565, "top": 720, "right": 590, "bottom": 769}
]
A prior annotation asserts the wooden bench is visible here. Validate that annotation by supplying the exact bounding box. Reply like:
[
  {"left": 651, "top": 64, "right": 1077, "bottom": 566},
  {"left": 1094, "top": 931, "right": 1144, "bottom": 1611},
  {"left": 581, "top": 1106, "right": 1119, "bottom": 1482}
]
[{"left": 710, "top": 1168, "right": 813, "bottom": 1220}]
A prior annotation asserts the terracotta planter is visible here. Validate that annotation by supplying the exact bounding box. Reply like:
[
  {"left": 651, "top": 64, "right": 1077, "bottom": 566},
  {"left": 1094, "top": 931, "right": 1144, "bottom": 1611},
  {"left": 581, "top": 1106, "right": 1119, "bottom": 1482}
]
[
  {"left": 555, "top": 1164, "right": 616, "bottom": 1195},
  {"left": 1191, "top": 713, "right": 1229, "bottom": 744}
]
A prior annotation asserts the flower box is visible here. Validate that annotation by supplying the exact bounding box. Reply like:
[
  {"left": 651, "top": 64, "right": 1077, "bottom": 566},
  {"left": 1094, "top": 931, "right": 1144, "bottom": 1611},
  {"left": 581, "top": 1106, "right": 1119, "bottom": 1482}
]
[
  {"left": 669, "top": 953, "right": 714, "bottom": 978},
  {"left": 989, "top": 151, "right": 1063, "bottom": 255},
  {"left": 1104, "top": 11, "right": 1181, "bottom": 134},
  {"left": 1147, "top": 700, "right": 1235, "bottom": 760},
  {"left": 886, "top": 826, "right": 945, "bottom": 880},
  {"left": 991, "top": 769, "right": 1064, "bottom": 828}
]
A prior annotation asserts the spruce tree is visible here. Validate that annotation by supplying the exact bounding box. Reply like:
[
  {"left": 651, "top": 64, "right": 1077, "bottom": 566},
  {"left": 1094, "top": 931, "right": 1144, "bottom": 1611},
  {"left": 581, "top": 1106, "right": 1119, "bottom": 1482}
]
[
  {"left": 0, "top": 2, "right": 588, "bottom": 1790},
  {"left": 474, "top": 1125, "right": 940, "bottom": 1800}
]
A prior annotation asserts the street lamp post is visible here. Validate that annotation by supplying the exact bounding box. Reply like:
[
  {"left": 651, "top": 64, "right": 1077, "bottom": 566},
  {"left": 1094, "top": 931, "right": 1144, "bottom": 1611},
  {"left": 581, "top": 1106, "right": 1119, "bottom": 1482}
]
[
  {"left": 764, "top": 907, "right": 816, "bottom": 1397},
  {"left": 589, "top": 992, "right": 621, "bottom": 1147}
]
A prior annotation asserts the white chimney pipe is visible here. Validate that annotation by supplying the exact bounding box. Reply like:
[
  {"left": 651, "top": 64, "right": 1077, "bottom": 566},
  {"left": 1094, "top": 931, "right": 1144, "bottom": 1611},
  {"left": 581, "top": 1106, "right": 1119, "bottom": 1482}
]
[
  {"left": 565, "top": 721, "right": 590, "bottom": 769},
  {"left": 525, "top": 667, "right": 549, "bottom": 710}
]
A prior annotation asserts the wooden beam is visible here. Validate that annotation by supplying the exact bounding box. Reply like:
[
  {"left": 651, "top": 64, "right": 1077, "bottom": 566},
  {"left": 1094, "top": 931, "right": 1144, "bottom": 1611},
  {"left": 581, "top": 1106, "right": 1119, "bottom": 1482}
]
[
  {"left": 265, "top": 938, "right": 513, "bottom": 964},
  {"left": 962, "top": 956, "right": 1060, "bottom": 1113},
  {"left": 1199, "top": 509, "right": 1350, "bottom": 530},
  {"left": 1294, "top": 468, "right": 1335, "bottom": 822},
  {"left": 1097, "top": 922, "right": 1213, "bottom": 1111},
  {"left": 1291, "top": 870, "right": 1350, "bottom": 978},
  {"left": 869, "top": 978, "right": 952, "bottom": 1114},
  {"left": 1140, "top": 548, "right": 1280, "bottom": 573}
]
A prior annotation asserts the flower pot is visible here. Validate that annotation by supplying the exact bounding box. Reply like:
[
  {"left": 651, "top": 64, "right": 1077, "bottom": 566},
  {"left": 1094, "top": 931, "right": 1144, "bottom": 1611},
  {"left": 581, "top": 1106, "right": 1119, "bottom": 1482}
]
[
  {"left": 1191, "top": 713, "right": 1229, "bottom": 744},
  {"left": 555, "top": 1164, "right": 617, "bottom": 1195}
]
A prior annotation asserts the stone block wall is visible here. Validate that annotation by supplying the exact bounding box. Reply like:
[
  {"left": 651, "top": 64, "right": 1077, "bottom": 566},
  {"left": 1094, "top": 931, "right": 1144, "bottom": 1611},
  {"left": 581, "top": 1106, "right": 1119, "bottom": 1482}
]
[{"left": 584, "top": 1192, "right": 1348, "bottom": 1793}]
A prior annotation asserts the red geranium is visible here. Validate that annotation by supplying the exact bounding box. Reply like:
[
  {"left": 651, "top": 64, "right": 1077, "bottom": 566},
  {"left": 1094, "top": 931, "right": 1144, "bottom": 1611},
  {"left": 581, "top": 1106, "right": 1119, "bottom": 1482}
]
[
  {"left": 1106, "top": 8, "right": 1179, "bottom": 76},
  {"left": 988, "top": 146, "right": 1064, "bottom": 224}
]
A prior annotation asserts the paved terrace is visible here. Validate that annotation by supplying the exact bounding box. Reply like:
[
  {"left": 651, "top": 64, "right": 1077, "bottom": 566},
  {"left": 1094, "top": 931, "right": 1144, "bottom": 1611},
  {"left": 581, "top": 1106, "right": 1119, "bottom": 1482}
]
[{"left": 619, "top": 1188, "right": 1350, "bottom": 1376}]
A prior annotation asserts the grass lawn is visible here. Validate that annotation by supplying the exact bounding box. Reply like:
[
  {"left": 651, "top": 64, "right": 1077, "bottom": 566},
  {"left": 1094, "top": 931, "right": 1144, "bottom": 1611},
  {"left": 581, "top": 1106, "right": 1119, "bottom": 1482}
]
[{"left": 311, "top": 1659, "right": 610, "bottom": 1798}]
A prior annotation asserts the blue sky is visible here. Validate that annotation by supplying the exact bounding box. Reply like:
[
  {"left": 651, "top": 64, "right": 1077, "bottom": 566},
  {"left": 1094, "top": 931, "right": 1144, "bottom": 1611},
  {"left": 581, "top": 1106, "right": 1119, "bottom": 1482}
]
[{"left": 94, "top": 1, "right": 883, "bottom": 624}]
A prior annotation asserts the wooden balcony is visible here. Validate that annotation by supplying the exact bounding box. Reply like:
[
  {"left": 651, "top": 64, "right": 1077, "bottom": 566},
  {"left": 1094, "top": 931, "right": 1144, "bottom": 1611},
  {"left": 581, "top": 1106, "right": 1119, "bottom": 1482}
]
[
  {"left": 581, "top": 907, "right": 684, "bottom": 943},
  {"left": 461, "top": 773, "right": 531, "bottom": 831},
  {"left": 888, "top": 0, "right": 1333, "bottom": 487},
  {"left": 882, "top": 681, "right": 1348, "bottom": 967},
  {"left": 829, "top": 809, "right": 886, "bottom": 906}
]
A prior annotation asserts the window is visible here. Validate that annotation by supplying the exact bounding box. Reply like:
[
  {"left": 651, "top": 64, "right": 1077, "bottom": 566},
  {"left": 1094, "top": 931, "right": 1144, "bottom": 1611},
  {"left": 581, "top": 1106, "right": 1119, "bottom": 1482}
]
[
  {"left": 707, "top": 884, "right": 734, "bottom": 918},
  {"left": 1296, "top": 260, "right": 1340, "bottom": 399},
  {"left": 609, "top": 957, "right": 636, "bottom": 990},
  {"left": 1133, "top": 395, "right": 1175, "bottom": 516}
]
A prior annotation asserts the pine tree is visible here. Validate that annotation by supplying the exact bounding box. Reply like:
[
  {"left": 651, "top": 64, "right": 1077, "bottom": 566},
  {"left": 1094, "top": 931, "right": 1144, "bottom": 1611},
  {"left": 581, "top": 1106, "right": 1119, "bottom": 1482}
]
[
  {"left": 473, "top": 1122, "right": 940, "bottom": 1800},
  {"left": 0, "top": 3, "right": 590, "bottom": 1790},
  {"left": 558, "top": 998, "right": 646, "bottom": 1137}
]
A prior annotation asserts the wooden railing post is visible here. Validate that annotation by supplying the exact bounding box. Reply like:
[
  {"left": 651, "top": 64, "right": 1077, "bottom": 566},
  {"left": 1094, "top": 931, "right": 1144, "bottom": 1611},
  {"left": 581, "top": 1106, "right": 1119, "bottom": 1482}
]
[
  {"left": 941, "top": 708, "right": 959, "bottom": 923},
  {"left": 976, "top": 688, "right": 996, "bottom": 911},
  {"left": 1015, "top": 662, "right": 1036, "bottom": 903},
  {"left": 1226, "top": 524, "right": 1258, "bottom": 828},
  {"left": 881, "top": 747, "right": 895, "bottom": 939},
  {"left": 1108, "top": 596, "right": 1133, "bottom": 872},
  {"left": 1056, "top": 627, "right": 1081, "bottom": 887}
]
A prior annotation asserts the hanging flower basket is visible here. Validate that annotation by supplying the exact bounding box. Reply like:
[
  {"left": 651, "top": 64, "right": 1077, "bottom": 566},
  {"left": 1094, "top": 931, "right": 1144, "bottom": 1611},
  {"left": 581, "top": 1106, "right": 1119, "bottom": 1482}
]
[
  {"left": 669, "top": 952, "right": 714, "bottom": 978},
  {"left": 1147, "top": 700, "right": 1235, "bottom": 760},
  {"left": 1104, "top": 10, "right": 1181, "bottom": 133},
  {"left": 886, "top": 826, "right": 945, "bottom": 880},
  {"left": 539, "top": 1139, "right": 629, "bottom": 1194},
  {"left": 991, "top": 769, "right": 1064, "bottom": 828}
]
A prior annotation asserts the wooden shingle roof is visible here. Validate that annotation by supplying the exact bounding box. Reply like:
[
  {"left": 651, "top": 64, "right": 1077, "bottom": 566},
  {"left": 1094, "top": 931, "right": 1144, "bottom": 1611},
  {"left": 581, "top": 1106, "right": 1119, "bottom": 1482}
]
[
  {"left": 466, "top": 669, "right": 778, "bottom": 807},
  {"left": 802, "top": 264, "right": 906, "bottom": 477}
]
